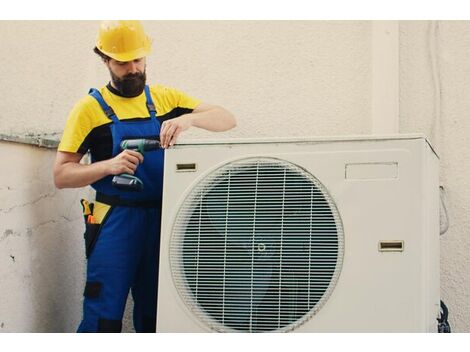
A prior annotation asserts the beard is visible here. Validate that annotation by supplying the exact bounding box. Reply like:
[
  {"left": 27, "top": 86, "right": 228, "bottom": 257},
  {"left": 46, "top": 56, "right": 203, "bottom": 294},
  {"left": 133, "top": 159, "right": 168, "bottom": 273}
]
[{"left": 110, "top": 69, "right": 146, "bottom": 97}]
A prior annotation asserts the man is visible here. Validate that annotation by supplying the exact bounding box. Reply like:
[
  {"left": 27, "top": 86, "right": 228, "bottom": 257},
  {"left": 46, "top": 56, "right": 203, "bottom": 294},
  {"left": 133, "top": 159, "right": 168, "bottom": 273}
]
[{"left": 53, "top": 20, "right": 236, "bottom": 333}]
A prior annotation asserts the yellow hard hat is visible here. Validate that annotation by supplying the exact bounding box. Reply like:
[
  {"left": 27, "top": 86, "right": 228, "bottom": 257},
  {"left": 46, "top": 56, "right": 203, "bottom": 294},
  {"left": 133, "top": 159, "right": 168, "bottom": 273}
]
[{"left": 96, "top": 20, "right": 152, "bottom": 62}]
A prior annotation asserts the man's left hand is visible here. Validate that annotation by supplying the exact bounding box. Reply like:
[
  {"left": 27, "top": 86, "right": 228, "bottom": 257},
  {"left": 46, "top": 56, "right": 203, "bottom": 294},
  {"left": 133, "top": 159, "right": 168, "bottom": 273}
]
[{"left": 160, "top": 115, "right": 192, "bottom": 148}]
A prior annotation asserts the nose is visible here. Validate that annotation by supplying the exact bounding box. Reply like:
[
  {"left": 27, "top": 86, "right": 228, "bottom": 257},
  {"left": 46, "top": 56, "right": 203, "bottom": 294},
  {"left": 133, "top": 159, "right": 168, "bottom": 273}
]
[{"left": 126, "top": 61, "right": 139, "bottom": 74}]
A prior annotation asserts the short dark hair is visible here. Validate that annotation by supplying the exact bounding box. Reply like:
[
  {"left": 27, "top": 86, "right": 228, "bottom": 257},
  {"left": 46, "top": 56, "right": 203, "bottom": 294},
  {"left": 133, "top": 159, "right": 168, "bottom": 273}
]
[{"left": 93, "top": 46, "right": 111, "bottom": 62}]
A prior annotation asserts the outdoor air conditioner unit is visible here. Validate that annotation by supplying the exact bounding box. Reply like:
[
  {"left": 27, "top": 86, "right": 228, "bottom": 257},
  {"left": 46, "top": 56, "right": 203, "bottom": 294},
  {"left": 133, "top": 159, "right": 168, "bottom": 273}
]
[{"left": 156, "top": 134, "right": 440, "bottom": 332}]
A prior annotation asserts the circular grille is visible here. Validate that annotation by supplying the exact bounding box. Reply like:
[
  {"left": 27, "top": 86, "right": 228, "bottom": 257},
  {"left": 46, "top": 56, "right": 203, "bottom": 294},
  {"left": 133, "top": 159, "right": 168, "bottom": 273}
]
[{"left": 170, "top": 157, "right": 344, "bottom": 332}]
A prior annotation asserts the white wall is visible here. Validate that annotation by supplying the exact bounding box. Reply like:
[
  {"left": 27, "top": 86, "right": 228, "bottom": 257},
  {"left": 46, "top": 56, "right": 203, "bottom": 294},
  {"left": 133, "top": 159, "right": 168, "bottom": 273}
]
[
  {"left": 400, "top": 21, "right": 470, "bottom": 330},
  {"left": 0, "top": 20, "right": 468, "bottom": 332}
]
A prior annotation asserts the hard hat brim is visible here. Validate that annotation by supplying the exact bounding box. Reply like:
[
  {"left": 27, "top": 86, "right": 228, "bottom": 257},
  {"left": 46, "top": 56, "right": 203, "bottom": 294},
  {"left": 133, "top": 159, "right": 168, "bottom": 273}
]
[{"left": 101, "top": 44, "right": 152, "bottom": 62}]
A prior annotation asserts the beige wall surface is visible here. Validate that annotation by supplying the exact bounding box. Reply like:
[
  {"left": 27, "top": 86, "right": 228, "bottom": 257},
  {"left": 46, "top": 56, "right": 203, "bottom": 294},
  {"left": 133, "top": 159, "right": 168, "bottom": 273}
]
[
  {"left": 0, "top": 21, "right": 371, "bottom": 138},
  {"left": 0, "top": 20, "right": 468, "bottom": 332},
  {"left": 400, "top": 21, "right": 470, "bottom": 330}
]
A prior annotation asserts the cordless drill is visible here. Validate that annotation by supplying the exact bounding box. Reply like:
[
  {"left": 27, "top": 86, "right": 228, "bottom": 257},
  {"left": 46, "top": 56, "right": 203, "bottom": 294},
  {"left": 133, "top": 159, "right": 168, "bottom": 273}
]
[{"left": 112, "top": 138, "right": 161, "bottom": 192}]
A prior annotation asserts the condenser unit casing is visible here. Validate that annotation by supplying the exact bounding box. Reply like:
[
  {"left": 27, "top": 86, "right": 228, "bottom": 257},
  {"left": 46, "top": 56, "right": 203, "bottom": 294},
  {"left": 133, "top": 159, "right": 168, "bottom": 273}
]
[{"left": 156, "top": 135, "right": 440, "bottom": 333}]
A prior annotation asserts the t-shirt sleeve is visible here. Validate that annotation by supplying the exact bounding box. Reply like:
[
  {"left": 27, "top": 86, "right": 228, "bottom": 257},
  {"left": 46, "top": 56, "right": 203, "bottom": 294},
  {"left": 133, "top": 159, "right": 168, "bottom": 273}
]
[
  {"left": 57, "top": 97, "right": 96, "bottom": 154},
  {"left": 172, "top": 88, "right": 201, "bottom": 110},
  {"left": 160, "top": 85, "right": 201, "bottom": 111}
]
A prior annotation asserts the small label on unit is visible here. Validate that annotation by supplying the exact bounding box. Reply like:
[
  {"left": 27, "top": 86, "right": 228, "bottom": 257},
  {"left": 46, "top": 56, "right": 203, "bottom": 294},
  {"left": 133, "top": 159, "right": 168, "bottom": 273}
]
[
  {"left": 176, "top": 163, "right": 197, "bottom": 172},
  {"left": 345, "top": 162, "right": 398, "bottom": 180},
  {"left": 378, "top": 240, "right": 404, "bottom": 252}
]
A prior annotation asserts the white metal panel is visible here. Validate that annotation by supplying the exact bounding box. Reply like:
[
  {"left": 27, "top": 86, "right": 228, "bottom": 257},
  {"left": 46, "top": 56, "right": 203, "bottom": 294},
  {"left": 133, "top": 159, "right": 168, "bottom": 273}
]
[{"left": 157, "top": 135, "right": 439, "bottom": 332}]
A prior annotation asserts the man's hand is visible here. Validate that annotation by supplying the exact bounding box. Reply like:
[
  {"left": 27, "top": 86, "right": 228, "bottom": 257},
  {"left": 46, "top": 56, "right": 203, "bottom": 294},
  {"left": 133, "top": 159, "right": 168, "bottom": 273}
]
[
  {"left": 105, "top": 149, "right": 144, "bottom": 175},
  {"left": 160, "top": 115, "right": 192, "bottom": 149},
  {"left": 159, "top": 102, "right": 236, "bottom": 149},
  {"left": 53, "top": 149, "right": 144, "bottom": 189}
]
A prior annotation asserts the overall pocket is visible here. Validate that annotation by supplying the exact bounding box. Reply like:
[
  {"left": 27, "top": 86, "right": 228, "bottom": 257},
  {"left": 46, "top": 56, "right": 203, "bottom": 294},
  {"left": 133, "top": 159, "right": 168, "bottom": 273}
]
[
  {"left": 82, "top": 201, "right": 113, "bottom": 259},
  {"left": 84, "top": 223, "right": 101, "bottom": 259}
]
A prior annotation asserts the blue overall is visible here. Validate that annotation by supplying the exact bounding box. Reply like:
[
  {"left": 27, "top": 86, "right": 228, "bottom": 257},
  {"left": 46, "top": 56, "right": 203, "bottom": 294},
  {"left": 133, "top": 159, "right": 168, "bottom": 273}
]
[{"left": 77, "top": 86, "right": 163, "bottom": 333}]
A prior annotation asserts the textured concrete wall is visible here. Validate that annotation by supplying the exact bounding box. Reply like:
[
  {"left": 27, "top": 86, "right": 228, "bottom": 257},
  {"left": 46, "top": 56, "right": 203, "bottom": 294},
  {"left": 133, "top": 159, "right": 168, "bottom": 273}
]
[
  {"left": 0, "top": 141, "right": 88, "bottom": 332},
  {"left": 400, "top": 21, "right": 470, "bottom": 332},
  {"left": 0, "top": 20, "right": 468, "bottom": 332}
]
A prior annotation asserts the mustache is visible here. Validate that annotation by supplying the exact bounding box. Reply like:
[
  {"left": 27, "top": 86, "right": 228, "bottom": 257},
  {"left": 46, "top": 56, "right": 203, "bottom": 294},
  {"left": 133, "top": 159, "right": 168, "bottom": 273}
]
[{"left": 120, "top": 72, "right": 145, "bottom": 82}]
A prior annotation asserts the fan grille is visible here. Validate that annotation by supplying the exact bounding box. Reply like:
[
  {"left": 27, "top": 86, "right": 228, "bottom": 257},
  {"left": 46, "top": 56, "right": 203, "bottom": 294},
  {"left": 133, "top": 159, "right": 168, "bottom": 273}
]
[{"left": 170, "top": 158, "right": 344, "bottom": 332}]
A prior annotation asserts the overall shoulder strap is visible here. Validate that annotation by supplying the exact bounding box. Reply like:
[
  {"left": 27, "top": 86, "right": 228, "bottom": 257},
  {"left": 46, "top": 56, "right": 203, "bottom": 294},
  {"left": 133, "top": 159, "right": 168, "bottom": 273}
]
[
  {"left": 88, "top": 88, "right": 119, "bottom": 123},
  {"left": 144, "top": 85, "right": 157, "bottom": 120}
]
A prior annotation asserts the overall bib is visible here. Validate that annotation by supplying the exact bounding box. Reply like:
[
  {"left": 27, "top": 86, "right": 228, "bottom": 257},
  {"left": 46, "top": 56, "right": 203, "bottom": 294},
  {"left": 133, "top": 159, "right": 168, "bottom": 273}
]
[{"left": 77, "top": 86, "right": 163, "bottom": 333}]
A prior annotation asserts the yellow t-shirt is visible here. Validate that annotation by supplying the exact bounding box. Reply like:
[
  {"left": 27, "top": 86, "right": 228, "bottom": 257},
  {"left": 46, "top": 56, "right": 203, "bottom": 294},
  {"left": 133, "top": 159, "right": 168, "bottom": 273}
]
[{"left": 58, "top": 84, "right": 200, "bottom": 159}]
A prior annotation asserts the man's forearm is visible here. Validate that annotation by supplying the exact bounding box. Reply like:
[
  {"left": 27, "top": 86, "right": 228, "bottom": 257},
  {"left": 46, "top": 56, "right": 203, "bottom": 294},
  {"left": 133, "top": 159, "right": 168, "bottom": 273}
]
[
  {"left": 54, "top": 160, "right": 109, "bottom": 189},
  {"left": 186, "top": 106, "right": 236, "bottom": 132}
]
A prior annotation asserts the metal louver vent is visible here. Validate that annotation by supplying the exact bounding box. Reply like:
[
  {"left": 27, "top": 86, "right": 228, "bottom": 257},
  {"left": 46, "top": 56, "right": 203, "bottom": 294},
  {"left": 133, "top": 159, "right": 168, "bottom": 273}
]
[{"left": 170, "top": 157, "right": 344, "bottom": 332}]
